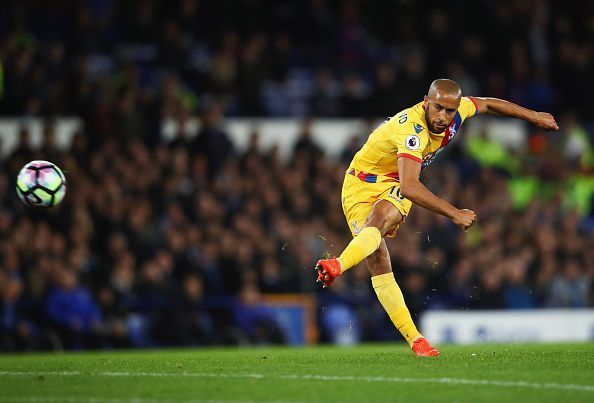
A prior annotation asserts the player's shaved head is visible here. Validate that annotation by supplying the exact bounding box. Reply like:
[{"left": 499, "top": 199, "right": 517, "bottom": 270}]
[
  {"left": 427, "top": 79, "right": 462, "bottom": 100},
  {"left": 423, "top": 79, "right": 462, "bottom": 133}
]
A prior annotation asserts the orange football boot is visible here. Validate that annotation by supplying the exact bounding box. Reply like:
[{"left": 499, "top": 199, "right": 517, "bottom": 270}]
[
  {"left": 412, "top": 337, "right": 440, "bottom": 357},
  {"left": 314, "top": 257, "right": 342, "bottom": 288}
]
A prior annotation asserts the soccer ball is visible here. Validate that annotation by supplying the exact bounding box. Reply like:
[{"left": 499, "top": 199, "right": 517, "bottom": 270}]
[{"left": 16, "top": 160, "right": 67, "bottom": 208}]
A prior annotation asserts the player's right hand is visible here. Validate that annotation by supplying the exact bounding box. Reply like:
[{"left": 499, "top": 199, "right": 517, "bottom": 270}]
[{"left": 451, "top": 208, "right": 476, "bottom": 230}]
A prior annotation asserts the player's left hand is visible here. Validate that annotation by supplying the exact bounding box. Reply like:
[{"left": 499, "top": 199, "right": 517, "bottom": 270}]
[{"left": 532, "top": 112, "right": 559, "bottom": 131}]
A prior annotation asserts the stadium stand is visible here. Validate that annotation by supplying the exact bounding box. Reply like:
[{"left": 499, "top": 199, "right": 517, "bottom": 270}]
[{"left": 0, "top": 0, "right": 593, "bottom": 350}]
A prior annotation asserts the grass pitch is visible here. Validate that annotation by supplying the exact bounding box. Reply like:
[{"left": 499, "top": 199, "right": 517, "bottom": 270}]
[{"left": 1, "top": 343, "right": 593, "bottom": 402}]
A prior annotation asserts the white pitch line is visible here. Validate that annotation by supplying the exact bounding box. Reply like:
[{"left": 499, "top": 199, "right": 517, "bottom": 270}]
[
  {"left": 0, "top": 398, "right": 298, "bottom": 403},
  {"left": 1, "top": 371, "right": 593, "bottom": 393},
  {"left": 0, "top": 398, "right": 169, "bottom": 403}
]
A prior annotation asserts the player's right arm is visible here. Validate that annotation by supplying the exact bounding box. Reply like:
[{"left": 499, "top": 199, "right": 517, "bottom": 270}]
[{"left": 398, "top": 157, "right": 476, "bottom": 230}]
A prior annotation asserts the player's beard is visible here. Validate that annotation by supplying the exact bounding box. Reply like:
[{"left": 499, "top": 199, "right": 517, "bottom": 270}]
[{"left": 425, "top": 108, "right": 447, "bottom": 134}]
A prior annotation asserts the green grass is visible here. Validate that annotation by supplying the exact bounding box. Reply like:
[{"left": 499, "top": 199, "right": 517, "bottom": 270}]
[{"left": 1, "top": 343, "right": 593, "bottom": 402}]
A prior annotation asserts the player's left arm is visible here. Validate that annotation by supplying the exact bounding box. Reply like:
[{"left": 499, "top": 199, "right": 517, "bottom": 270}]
[{"left": 469, "top": 97, "right": 559, "bottom": 131}]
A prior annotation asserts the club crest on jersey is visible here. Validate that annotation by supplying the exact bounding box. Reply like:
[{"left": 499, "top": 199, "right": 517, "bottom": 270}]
[
  {"left": 447, "top": 125, "right": 458, "bottom": 141},
  {"left": 405, "top": 135, "right": 421, "bottom": 150},
  {"left": 414, "top": 123, "right": 423, "bottom": 134}
]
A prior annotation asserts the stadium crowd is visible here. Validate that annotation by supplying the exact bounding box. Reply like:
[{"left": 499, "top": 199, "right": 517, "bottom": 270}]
[
  {"left": 0, "top": 0, "right": 593, "bottom": 350},
  {"left": 1, "top": 0, "right": 593, "bottom": 120}
]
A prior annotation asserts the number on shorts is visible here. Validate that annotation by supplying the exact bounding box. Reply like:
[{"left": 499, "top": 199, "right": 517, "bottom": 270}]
[{"left": 390, "top": 186, "right": 405, "bottom": 200}]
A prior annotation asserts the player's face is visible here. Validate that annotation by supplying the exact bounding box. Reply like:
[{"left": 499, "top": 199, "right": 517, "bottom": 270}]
[{"left": 423, "top": 93, "right": 461, "bottom": 133}]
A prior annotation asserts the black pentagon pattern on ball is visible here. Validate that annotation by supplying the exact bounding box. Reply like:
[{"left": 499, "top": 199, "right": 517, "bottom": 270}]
[
  {"left": 18, "top": 163, "right": 66, "bottom": 208},
  {"left": 16, "top": 182, "right": 43, "bottom": 208}
]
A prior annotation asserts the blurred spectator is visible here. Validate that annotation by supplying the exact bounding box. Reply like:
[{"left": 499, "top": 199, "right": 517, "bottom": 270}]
[
  {"left": 172, "top": 274, "right": 216, "bottom": 346},
  {"left": 473, "top": 270, "right": 504, "bottom": 309},
  {"left": 191, "top": 102, "right": 234, "bottom": 175},
  {"left": 503, "top": 255, "right": 535, "bottom": 309},
  {"left": 548, "top": 259, "right": 591, "bottom": 307},
  {"left": 0, "top": 278, "right": 35, "bottom": 351},
  {"left": 369, "top": 64, "right": 399, "bottom": 118},
  {"left": 232, "top": 283, "right": 285, "bottom": 345},
  {"left": 311, "top": 68, "right": 343, "bottom": 116},
  {"left": 12, "top": 126, "right": 33, "bottom": 163},
  {"left": 39, "top": 122, "right": 62, "bottom": 163},
  {"left": 293, "top": 118, "right": 323, "bottom": 160},
  {"left": 44, "top": 269, "right": 102, "bottom": 350},
  {"left": 237, "top": 34, "right": 267, "bottom": 115},
  {"left": 156, "top": 274, "right": 217, "bottom": 346}
]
